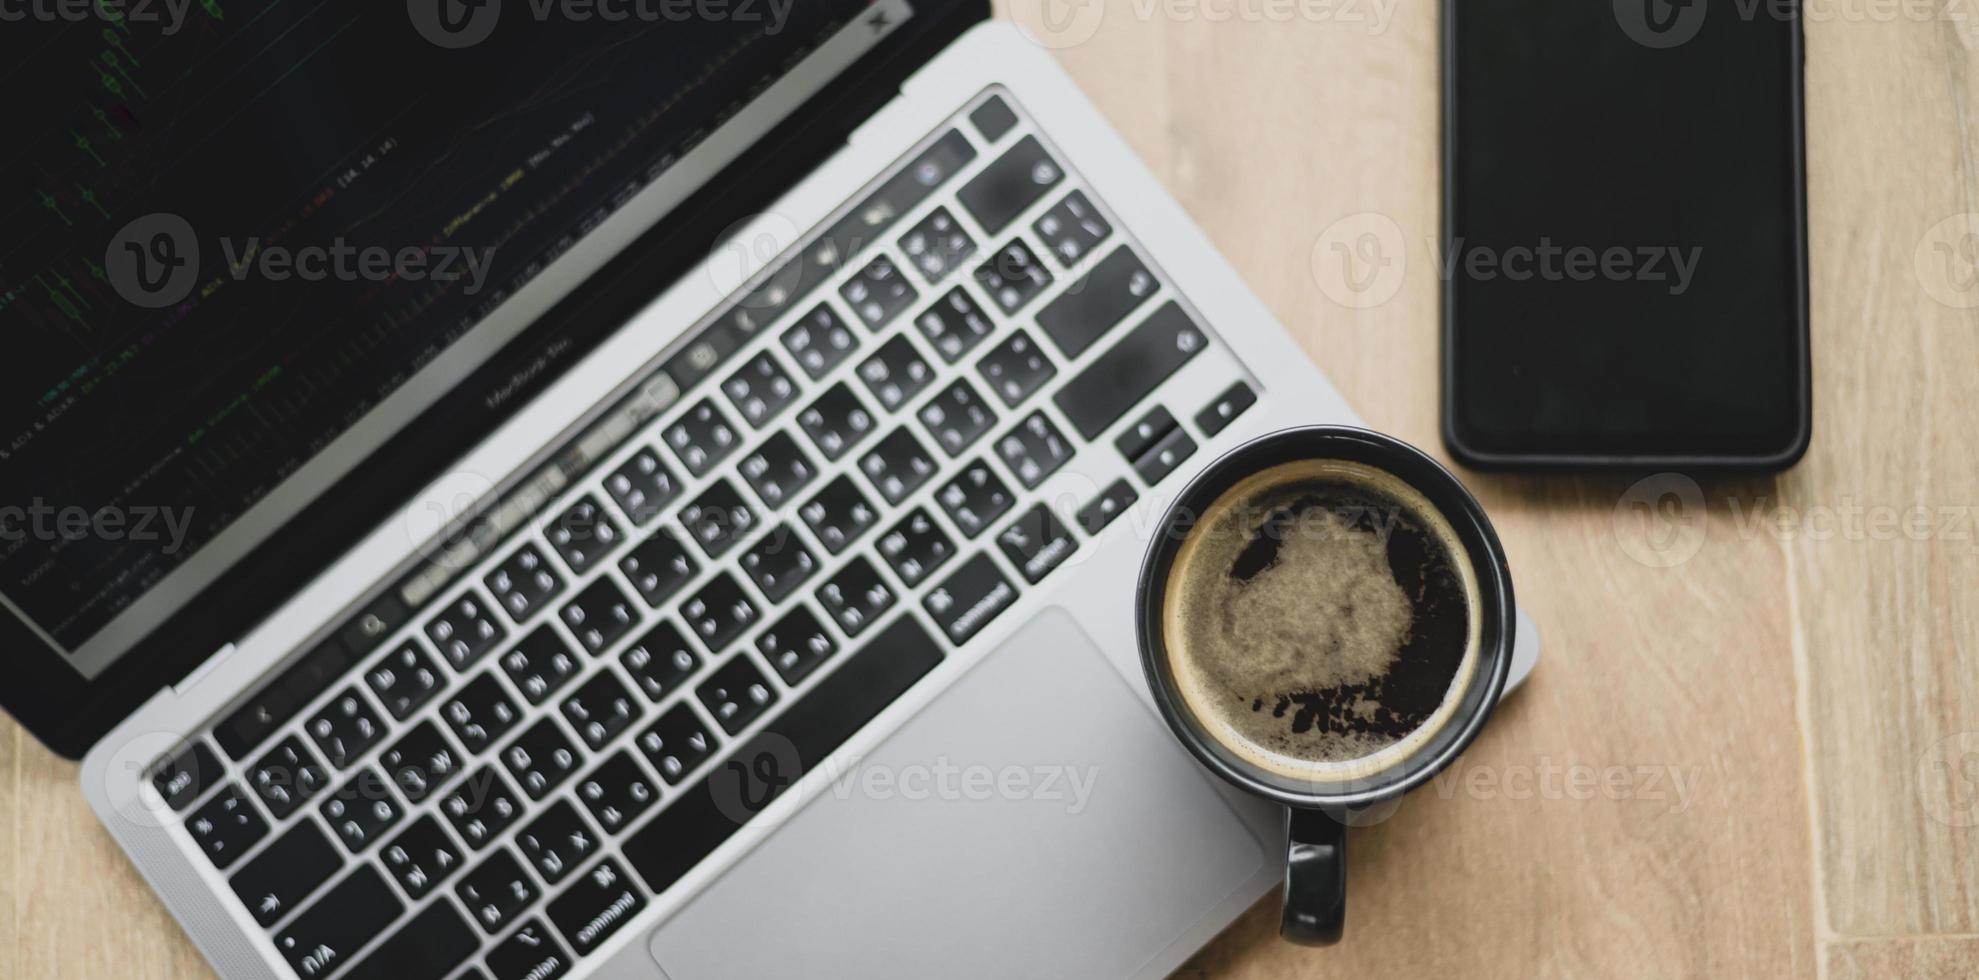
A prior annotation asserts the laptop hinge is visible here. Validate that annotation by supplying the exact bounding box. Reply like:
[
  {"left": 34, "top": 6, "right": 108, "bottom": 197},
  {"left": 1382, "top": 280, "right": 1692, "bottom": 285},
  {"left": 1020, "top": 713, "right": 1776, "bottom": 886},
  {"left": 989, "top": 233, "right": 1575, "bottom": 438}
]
[{"left": 174, "top": 643, "right": 238, "bottom": 697}]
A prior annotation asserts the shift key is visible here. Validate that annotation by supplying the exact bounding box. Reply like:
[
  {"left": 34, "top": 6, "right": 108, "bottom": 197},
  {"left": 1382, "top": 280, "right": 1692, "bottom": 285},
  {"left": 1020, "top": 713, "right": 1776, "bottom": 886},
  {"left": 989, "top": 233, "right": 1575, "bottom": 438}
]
[
  {"left": 1052, "top": 302, "right": 1208, "bottom": 439},
  {"left": 274, "top": 866, "right": 404, "bottom": 978},
  {"left": 340, "top": 899, "right": 480, "bottom": 980}
]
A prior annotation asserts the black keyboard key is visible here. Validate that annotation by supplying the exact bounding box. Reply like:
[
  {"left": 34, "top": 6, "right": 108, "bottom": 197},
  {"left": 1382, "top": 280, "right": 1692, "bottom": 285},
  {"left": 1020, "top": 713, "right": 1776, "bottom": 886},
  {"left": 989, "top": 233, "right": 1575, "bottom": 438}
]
[
  {"left": 976, "top": 329, "right": 1058, "bottom": 408},
  {"left": 857, "top": 335, "right": 934, "bottom": 413},
  {"left": 546, "top": 495, "right": 624, "bottom": 576},
  {"left": 925, "top": 553, "right": 1020, "bottom": 645},
  {"left": 274, "top": 866, "right": 403, "bottom": 979},
  {"left": 502, "top": 717, "right": 582, "bottom": 801},
  {"left": 1033, "top": 189, "right": 1112, "bottom": 265},
  {"left": 365, "top": 641, "right": 446, "bottom": 721},
  {"left": 441, "top": 673, "right": 523, "bottom": 756},
  {"left": 427, "top": 593, "right": 507, "bottom": 670},
  {"left": 781, "top": 304, "right": 859, "bottom": 380},
  {"left": 969, "top": 94, "right": 1018, "bottom": 142},
  {"left": 860, "top": 426, "right": 938, "bottom": 506},
  {"left": 738, "top": 525, "right": 820, "bottom": 603},
  {"left": 560, "top": 576, "right": 640, "bottom": 656},
  {"left": 995, "top": 411, "right": 1075, "bottom": 489},
  {"left": 1078, "top": 478, "right": 1140, "bottom": 535},
  {"left": 488, "top": 920, "right": 573, "bottom": 980},
  {"left": 562, "top": 670, "right": 640, "bottom": 752},
  {"left": 914, "top": 286, "right": 996, "bottom": 363},
  {"left": 486, "top": 542, "right": 566, "bottom": 623},
  {"left": 797, "top": 382, "right": 877, "bottom": 461},
  {"left": 306, "top": 688, "right": 385, "bottom": 770},
  {"left": 151, "top": 740, "right": 221, "bottom": 813},
  {"left": 382, "top": 815, "right": 463, "bottom": 899},
  {"left": 459, "top": 847, "right": 539, "bottom": 934},
  {"left": 548, "top": 858, "right": 646, "bottom": 957},
  {"left": 517, "top": 801, "right": 599, "bottom": 885},
  {"left": 756, "top": 605, "right": 838, "bottom": 686},
  {"left": 1116, "top": 405, "right": 1179, "bottom": 462},
  {"left": 918, "top": 377, "right": 996, "bottom": 457},
  {"left": 638, "top": 703, "right": 717, "bottom": 785},
  {"left": 816, "top": 556, "right": 896, "bottom": 638},
  {"left": 715, "top": 286, "right": 788, "bottom": 337},
  {"left": 800, "top": 475, "right": 879, "bottom": 555},
  {"left": 500, "top": 626, "right": 584, "bottom": 706},
  {"left": 576, "top": 750, "right": 661, "bottom": 835},
  {"left": 737, "top": 430, "right": 817, "bottom": 508},
  {"left": 340, "top": 595, "right": 408, "bottom": 658},
  {"left": 215, "top": 637, "right": 359, "bottom": 760},
  {"left": 680, "top": 478, "right": 759, "bottom": 560},
  {"left": 380, "top": 721, "right": 464, "bottom": 805},
  {"left": 319, "top": 767, "right": 404, "bottom": 852},
  {"left": 441, "top": 767, "right": 524, "bottom": 850},
  {"left": 680, "top": 571, "right": 760, "bottom": 651},
  {"left": 936, "top": 459, "right": 1015, "bottom": 539},
  {"left": 663, "top": 399, "right": 742, "bottom": 477},
  {"left": 899, "top": 206, "right": 977, "bottom": 282},
  {"left": 622, "top": 616, "right": 943, "bottom": 895},
  {"left": 621, "top": 622, "right": 700, "bottom": 703},
  {"left": 1054, "top": 301, "right": 1209, "bottom": 439},
  {"left": 1036, "top": 245, "right": 1157, "bottom": 358},
  {"left": 248, "top": 737, "right": 330, "bottom": 820},
  {"left": 697, "top": 654, "right": 778, "bottom": 736},
  {"left": 341, "top": 898, "right": 479, "bottom": 980},
  {"left": 232, "top": 819, "right": 341, "bottom": 925},
  {"left": 957, "top": 135, "right": 1063, "bottom": 234},
  {"left": 1133, "top": 426, "right": 1198, "bottom": 486},
  {"left": 602, "top": 448, "right": 681, "bottom": 527},
  {"left": 975, "top": 238, "right": 1053, "bottom": 314},
  {"left": 187, "top": 783, "right": 267, "bottom": 870},
  {"left": 839, "top": 254, "right": 917, "bottom": 329},
  {"left": 619, "top": 527, "right": 698, "bottom": 608},
  {"left": 1195, "top": 380, "right": 1258, "bottom": 437},
  {"left": 723, "top": 350, "right": 800, "bottom": 427},
  {"left": 999, "top": 505, "right": 1079, "bottom": 585},
  {"left": 878, "top": 508, "right": 956, "bottom": 589}
]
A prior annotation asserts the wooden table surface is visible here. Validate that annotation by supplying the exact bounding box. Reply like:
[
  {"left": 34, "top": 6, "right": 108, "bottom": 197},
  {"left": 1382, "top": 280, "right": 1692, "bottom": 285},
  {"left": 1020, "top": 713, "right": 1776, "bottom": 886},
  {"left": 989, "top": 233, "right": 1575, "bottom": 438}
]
[{"left": 7, "top": 4, "right": 1979, "bottom": 978}]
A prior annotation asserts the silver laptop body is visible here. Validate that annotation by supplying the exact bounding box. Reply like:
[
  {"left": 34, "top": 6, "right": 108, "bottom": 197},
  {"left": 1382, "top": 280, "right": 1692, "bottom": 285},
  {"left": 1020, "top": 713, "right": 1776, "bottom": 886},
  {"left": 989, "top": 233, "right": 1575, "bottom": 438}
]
[{"left": 82, "top": 17, "right": 1539, "bottom": 980}]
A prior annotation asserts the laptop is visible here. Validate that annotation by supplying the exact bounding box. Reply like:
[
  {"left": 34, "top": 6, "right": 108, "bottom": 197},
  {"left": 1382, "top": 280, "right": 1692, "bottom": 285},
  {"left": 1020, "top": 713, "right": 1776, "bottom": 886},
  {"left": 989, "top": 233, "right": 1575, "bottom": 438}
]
[{"left": 3, "top": 3, "right": 1540, "bottom": 977}]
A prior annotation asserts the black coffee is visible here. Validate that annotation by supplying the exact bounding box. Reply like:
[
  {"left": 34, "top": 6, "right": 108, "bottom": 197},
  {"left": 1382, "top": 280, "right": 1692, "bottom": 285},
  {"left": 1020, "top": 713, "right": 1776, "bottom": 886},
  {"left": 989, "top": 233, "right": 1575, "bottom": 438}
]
[{"left": 1161, "top": 459, "right": 1480, "bottom": 781}]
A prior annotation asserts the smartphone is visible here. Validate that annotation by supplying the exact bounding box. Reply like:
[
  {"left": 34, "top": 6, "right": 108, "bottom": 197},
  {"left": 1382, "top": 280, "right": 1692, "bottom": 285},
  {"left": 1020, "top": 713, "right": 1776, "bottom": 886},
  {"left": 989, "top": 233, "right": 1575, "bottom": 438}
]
[{"left": 1442, "top": 0, "right": 1810, "bottom": 469}]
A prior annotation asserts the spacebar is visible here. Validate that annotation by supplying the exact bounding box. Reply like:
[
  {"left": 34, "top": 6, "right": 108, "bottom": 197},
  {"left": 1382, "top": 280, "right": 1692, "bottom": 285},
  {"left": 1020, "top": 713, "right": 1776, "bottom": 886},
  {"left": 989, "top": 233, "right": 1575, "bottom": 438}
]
[{"left": 622, "top": 614, "right": 945, "bottom": 895}]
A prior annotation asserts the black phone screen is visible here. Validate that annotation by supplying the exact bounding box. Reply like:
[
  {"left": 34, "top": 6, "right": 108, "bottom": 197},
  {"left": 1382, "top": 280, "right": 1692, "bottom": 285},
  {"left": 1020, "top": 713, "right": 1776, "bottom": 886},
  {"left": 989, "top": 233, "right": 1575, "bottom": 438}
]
[{"left": 1445, "top": 0, "right": 1808, "bottom": 466}]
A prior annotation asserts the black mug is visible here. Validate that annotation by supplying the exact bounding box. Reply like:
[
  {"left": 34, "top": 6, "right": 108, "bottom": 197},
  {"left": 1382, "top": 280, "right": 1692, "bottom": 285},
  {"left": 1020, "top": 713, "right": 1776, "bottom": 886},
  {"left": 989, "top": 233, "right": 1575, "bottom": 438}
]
[{"left": 1134, "top": 426, "right": 1516, "bottom": 946}]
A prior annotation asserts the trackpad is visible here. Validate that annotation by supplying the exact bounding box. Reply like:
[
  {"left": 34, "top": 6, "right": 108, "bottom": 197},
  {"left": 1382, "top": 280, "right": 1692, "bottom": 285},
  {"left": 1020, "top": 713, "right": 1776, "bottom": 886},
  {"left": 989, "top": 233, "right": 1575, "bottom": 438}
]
[{"left": 647, "top": 608, "right": 1266, "bottom": 979}]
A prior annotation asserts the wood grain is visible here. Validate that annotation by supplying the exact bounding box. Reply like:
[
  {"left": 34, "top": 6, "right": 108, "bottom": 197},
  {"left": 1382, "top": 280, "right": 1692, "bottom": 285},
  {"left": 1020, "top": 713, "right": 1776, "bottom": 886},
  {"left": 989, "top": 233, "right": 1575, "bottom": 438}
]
[
  {"left": 1788, "top": 7, "right": 1979, "bottom": 940},
  {"left": 3, "top": 3, "right": 1975, "bottom": 977},
  {"left": 1829, "top": 937, "right": 1979, "bottom": 979}
]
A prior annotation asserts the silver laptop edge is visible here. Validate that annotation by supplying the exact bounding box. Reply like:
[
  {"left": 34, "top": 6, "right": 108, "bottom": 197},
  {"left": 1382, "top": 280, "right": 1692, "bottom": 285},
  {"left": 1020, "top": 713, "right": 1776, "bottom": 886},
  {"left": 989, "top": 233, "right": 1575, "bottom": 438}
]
[{"left": 83, "top": 21, "right": 1541, "bottom": 980}]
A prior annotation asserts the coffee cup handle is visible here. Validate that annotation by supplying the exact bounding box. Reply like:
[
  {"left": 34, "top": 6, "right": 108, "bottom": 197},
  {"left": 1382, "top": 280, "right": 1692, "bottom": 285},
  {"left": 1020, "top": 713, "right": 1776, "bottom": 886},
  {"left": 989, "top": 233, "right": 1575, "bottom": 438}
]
[{"left": 1281, "top": 808, "right": 1347, "bottom": 946}]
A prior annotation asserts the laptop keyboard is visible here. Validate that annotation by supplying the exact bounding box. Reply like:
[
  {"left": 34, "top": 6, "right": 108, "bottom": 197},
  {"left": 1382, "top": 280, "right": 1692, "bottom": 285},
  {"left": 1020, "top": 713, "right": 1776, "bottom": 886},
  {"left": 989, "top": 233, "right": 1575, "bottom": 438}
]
[{"left": 149, "top": 88, "right": 1256, "bottom": 980}]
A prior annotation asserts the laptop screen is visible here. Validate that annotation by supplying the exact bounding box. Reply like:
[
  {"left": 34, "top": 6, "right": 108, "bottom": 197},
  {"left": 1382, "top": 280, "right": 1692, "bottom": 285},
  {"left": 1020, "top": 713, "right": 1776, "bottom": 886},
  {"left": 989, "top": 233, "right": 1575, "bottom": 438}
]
[{"left": 0, "top": 0, "right": 917, "bottom": 678}]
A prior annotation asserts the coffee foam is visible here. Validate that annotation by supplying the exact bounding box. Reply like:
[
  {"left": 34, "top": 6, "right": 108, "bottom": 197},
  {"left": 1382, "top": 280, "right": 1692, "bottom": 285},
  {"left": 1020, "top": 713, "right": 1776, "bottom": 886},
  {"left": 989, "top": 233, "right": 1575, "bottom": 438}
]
[{"left": 1162, "top": 458, "right": 1481, "bottom": 783}]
